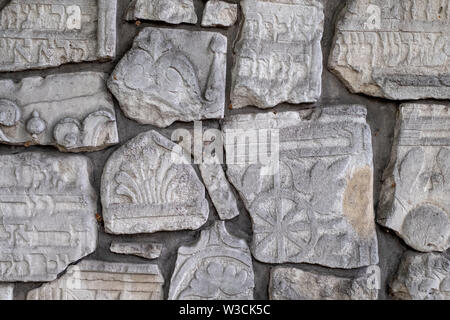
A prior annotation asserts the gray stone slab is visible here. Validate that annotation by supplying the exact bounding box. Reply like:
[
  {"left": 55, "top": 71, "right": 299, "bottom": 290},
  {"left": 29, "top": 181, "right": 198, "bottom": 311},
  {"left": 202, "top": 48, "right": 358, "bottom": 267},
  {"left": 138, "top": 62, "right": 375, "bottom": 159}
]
[
  {"left": 0, "top": 72, "right": 119, "bottom": 152},
  {"left": 231, "top": 0, "right": 324, "bottom": 109},
  {"left": 110, "top": 242, "right": 162, "bottom": 260},
  {"left": 101, "top": 130, "right": 209, "bottom": 234},
  {"left": 169, "top": 221, "right": 254, "bottom": 300},
  {"left": 0, "top": 284, "right": 13, "bottom": 300},
  {"left": 125, "top": 0, "right": 197, "bottom": 25},
  {"left": 378, "top": 104, "right": 450, "bottom": 252},
  {"left": 0, "top": 152, "right": 98, "bottom": 282},
  {"left": 27, "top": 260, "right": 164, "bottom": 300},
  {"left": 108, "top": 27, "right": 227, "bottom": 128},
  {"left": 329, "top": 0, "right": 450, "bottom": 100},
  {"left": 201, "top": 0, "right": 238, "bottom": 27},
  {"left": 390, "top": 251, "right": 450, "bottom": 300},
  {"left": 0, "top": 0, "right": 117, "bottom": 72},
  {"left": 223, "top": 106, "right": 379, "bottom": 268},
  {"left": 270, "top": 267, "right": 379, "bottom": 300}
]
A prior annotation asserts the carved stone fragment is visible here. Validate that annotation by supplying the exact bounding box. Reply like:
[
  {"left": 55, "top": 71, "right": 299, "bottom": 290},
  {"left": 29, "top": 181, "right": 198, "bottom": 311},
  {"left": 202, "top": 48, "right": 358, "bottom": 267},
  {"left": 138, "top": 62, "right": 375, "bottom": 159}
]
[
  {"left": 108, "top": 27, "right": 227, "bottom": 128},
  {"left": 390, "top": 252, "right": 450, "bottom": 300},
  {"left": 27, "top": 260, "right": 164, "bottom": 300},
  {"left": 0, "top": 152, "right": 98, "bottom": 282},
  {"left": 0, "top": 0, "right": 117, "bottom": 72},
  {"left": 0, "top": 284, "right": 13, "bottom": 300},
  {"left": 110, "top": 242, "right": 162, "bottom": 260},
  {"left": 201, "top": 0, "right": 238, "bottom": 27},
  {"left": 169, "top": 221, "right": 254, "bottom": 300},
  {"left": 125, "top": 0, "right": 197, "bottom": 24},
  {"left": 0, "top": 72, "right": 119, "bottom": 152},
  {"left": 231, "top": 0, "right": 324, "bottom": 109},
  {"left": 379, "top": 104, "right": 450, "bottom": 252},
  {"left": 270, "top": 267, "right": 379, "bottom": 300},
  {"left": 329, "top": 0, "right": 450, "bottom": 100},
  {"left": 223, "top": 106, "right": 378, "bottom": 268},
  {"left": 101, "top": 130, "right": 209, "bottom": 234}
]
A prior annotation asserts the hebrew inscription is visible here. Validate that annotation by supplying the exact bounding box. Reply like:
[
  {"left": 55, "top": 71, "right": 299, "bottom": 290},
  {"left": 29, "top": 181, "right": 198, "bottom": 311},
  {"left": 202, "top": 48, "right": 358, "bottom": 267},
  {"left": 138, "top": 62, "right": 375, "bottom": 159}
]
[
  {"left": 329, "top": 0, "right": 450, "bottom": 100},
  {"left": 390, "top": 252, "right": 450, "bottom": 300},
  {"left": 101, "top": 130, "right": 209, "bottom": 234},
  {"left": 169, "top": 221, "right": 254, "bottom": 300},
  {"left": 223, "top": 106, "right": 379, "bottom": 268},
  {"left": 125, "top": 0, "right": 197, "bottom": 25},
  {"left": 231, "top": 0, "right": 324, "bottom": 109},
  {"left": 0, "top": 72, "right": 118, "bottom": 152},
  {"left": 0, "top": 152, "right": 97, "bottom": 282},
  {"left": 379, "top": 104, "right": 450, "bottom": 252},
  {"left": 0, "top": 0, "right": 117, "bottom": 72},
  {"left": 27, "top": 260, "right": 164, "bottom": 300},
  {"left": 201, "top": 0, "right": 238, "bottom": 27}
]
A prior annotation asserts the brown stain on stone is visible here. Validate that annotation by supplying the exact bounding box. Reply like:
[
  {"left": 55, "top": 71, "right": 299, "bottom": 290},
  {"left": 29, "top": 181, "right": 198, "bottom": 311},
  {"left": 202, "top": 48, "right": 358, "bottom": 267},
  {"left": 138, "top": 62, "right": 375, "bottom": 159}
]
[{"left": 343, "top": 166, "right": 375, "bottom": 238}]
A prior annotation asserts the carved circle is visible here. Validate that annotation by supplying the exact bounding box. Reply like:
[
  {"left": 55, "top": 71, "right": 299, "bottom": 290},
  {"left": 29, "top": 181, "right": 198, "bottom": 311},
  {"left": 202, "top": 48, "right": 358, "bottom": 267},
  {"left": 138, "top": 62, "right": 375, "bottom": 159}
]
[
  {"left": 53, "top": 118, "right": 81, "bottom": 148},
  {"left": 0, "top": 99, "right": 21, "bottom": 127}
]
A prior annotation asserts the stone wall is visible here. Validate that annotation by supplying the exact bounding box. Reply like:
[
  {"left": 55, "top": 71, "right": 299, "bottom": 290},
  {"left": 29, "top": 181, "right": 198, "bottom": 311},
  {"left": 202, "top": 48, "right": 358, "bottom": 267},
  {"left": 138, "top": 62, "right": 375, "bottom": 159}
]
[{"left": 0, "top": 0, "right": 448, "bottom": 300}]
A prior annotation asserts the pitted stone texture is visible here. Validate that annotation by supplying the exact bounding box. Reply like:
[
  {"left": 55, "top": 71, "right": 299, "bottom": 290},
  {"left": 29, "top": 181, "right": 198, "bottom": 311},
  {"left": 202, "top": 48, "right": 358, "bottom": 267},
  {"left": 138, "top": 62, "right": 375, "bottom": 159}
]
[
  {"left": 27, "top": 260, "right": 164, "bottom": 300},
  {"left": 125, "top": 0, "right": 197, "bottom": 24},
  {"left": 223, "top": 106, "right": 378, "bottom": 268},
  {"left": 110, "top": 242, "right": 162, "bottom": 260},
  {"left": 201, "top": 0, "right": 238, "bottom": 27},
  {"left": 108, "top": 27, "right": 227, "bottom": 128},
  {"left": 390, "top": 252, "right": 450, "bottom": 300},
  {"left": 270, "top": 267, "right": 378, "bottom": 300},
  {"left": 0, "top": 0, "right": 117, "bottom": 72},
  {"left": 0, "top": 153, "right": 97, "bottom": 282},
  {"left": 231, "top": 0, "right": 324, "bottom": 109},
  {"left": 169, "top": 221, "right": 254, "bottom": 300},
  {"left": 0, "top": 284, "right": 13, "bottom": 300},
  {"left": 101, "top": 130, "right": 209, "bottom": 234},
  {"left": 379, "top": 104, "right": 450, "bottom": 252},
  {"left": 0, "top": 72, "right": 118, "bottom": 152},
  {"left": 199, "top": 163, "right": 240, "bottom": 220},
  {"left": 329, "top": 0, "right": 450, "bottom": 100}
]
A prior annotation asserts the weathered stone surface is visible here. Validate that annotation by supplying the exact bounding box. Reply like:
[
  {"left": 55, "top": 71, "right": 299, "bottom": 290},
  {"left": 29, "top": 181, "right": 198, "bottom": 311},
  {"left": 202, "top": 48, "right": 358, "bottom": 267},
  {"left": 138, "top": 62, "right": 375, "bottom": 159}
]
[
  {"left": 329, "top": 0, "right": 450, "bottom": 100},
  {"left": 125, "top": 0, "right": 197, "bottom": 25},
  {"left": 27, "top": 260, "right": 164, "bottom": 300},
  {"left": 390, "top": 252, "right": 450, "bottom": 300},
  {"left": 0, "top": 72, "right": 119, "bottom": 152},
  {"left": 223, "top": 106, "right": 378, "bottom": 268},
  {"left": 108, "top": 27, "right": 227, "bottom": 128},
  {"left": 0, "top": 284, "right": 13, "bottom": 300},
  {"left": 199, "top": 163, "right": 240, "bottom": 220},
  {"left": 379, "top": 104, "right": 450, "bottom": 252},
  {"left": 201, "top": 0, "right": 238, "bottom": 27},
  {"left": 231, "top": 0, "right": 324, "bottom": 109},
  {"left": 169, "top": 221, "right": 254, "bottom": 300},
  {"left": 0, "top": 152, "right": 97, "bottom": 282},
  {"left": 270, "top": 267, "right": 378, "bottom": 300},
  {"left": 101, "top": 130, "right": 209, "bottom": 234},
  {"left": 110, "top": 242, "right": 162, "bottom": 260},
  {"left": 0, "top": 0, "right": 117, "bottom": 72}
]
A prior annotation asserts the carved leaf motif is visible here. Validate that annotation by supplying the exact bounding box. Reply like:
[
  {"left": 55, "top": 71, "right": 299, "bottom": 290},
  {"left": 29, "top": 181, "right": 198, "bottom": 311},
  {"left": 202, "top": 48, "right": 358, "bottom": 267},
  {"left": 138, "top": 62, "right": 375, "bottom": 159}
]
[{"left": 399, "top": 147, "right": 424, "bottom": 190}]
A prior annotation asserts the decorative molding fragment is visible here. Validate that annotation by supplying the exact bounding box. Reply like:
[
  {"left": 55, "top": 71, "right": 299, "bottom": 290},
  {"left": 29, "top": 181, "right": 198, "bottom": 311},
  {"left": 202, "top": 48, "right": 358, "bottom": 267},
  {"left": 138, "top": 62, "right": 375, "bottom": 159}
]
[
  {"left": 27, "top": 260, "right": 164, "bottom": 300},
  {"left": 108, "top": 27, "right": 227, "bottom": 128},
  {"left": 390, "top": 252, "right": 450, "bottom": 300},
  {"left": 110, "top": 242, "right": 163, "bottom": 260},
  {"left": 329, "top": 0, "right": 450, "bottom": 100},
  {"left": 379, "top": 104, "right": 450, "bottom": 252},
  {"left": 169, "top": 221, "right": 254, "bottom": 300},
  {"left": 125, "top": 0, "right": 197, "bottom": 25},
  {"left": 270, "top": 267, "right": 379, "bottom": 300},
  {"left": 0, "top": 152, "right": 98, "bottom": 282},
  {"left": 231, "top": 0, "right": 324, "bottom": 109},
  {"left": 101, "top": 130, "right": 209, "bottom": 234},
  {"left": 223, "top": 106, "right": 378, "bottom": 268},
  {"left": 201, "top": 0, "right": 238, "bottom": 27},
  {"left": 0, "top": 284, "right": 13, "bottom": 300},
  {"left": 0, "top": 0, "right": 117, "bottom": 72},
  {"left": 0, "top": 72, "right": 119, "bottom": 152}
]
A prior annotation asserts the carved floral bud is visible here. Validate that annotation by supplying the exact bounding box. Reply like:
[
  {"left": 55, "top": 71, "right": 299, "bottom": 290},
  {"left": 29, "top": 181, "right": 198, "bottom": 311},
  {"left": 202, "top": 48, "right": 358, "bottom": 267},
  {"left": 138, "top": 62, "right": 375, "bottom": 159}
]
[{"left": 26, "top": 111, "right": 46, "bottom": 137}]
